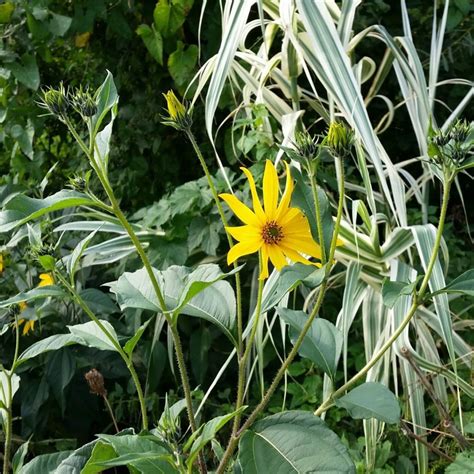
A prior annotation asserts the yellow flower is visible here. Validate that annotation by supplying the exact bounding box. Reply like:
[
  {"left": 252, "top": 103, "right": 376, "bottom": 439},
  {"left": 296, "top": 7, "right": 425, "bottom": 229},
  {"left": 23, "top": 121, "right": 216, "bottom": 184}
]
[
  {"left": 163, "top": 90, "right": 186, "bottom": 121},
  {"left": 220, "top": 160, "right": 322, "bottom": 280},
  {"left": 38, "top": 273, "right": 54, "bottom": 287},
  {"left": 18, "top": 301, "right": 27, "bottom": 312},
  {"left": 0, "top": 253, "right": 3, "bottom": 273}
]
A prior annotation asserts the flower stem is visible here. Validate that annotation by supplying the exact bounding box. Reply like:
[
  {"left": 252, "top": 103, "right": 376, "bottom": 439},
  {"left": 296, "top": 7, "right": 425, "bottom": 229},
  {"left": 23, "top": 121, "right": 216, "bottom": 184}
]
[
  {"left": 216, "top": 160, "right": 346, "bottom": 473},
  {"left": 309, "top": 165, "right": 327, "bottom": 264},
  {"left": 315, "top": 176, "right": 452, "bottom": 416},
  {"left": 55, "top": 272, "right": 149, "bottom": 431},
  {"left": 185, "top": 131, "right": 244, "bottom": 354}
]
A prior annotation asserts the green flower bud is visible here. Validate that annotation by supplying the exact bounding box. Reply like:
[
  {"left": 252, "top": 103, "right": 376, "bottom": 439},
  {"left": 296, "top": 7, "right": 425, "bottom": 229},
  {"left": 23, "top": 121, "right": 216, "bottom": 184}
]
[
  {"left": 325, "top": 121, "right": 354, "bottom": 158},
  {"left": 38, "top": 83, "right": 69, "bottom": 118},
  {"left": 71, "top": 86, "right": 97, "bottom": 118}
]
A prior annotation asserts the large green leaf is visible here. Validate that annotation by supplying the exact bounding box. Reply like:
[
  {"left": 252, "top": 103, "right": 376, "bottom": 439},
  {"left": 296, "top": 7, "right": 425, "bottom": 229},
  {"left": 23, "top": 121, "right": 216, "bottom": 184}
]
[
  {"left": 335, "top": 382, "right": 400, "bottom": 424},
  {"left": 278, "top": 308, "right": 342, "bottom": 380},
  {"left": 68, "top": 320, "right": 119, "bottom": 352},
  {"left": 108, "top": 264, "right": 238, "bottom": 344},
  {"left": 445, "top": 451, "right": 474, "bottom": 473},
  {"left": 381, "top": 278, "right": 419, "bottom": 308},
  {"left": 18, "top": 334, "right": 82, "bottom": 365},
  {"left": 238, "top": 411, "right": 355, "bottom": 473},
  {"left": 80, "top": 441, "right": 117, "bottom": 474},
  {"left": 0, "top": 371, "right": 20, "bottom": 425},
  {"left": 92, "top": 71, "right": 118, "bottom": 135},
  {"left": 0, "top": 190, "right": 95, "bottom": 232},
  {"left": 136, "top": 24, "right": 163, "bottom": 65},
  {"left": 9, "top": 54, "right": 40, "bottom": 90},
  {"left": 17, "top": 451, "right": 73, "bottom": 474}
]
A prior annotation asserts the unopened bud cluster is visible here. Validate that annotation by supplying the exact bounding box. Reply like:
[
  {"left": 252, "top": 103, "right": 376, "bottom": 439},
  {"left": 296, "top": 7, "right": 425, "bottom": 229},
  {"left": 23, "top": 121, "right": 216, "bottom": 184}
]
[
  {"left": 428, "top": 120, "right": 473, "bottom": 174},
  {"left": 68, "top": 171, "right": 91, "bottom": 193},
  {"left": 30, "top": 243, "right": 56, "bottom": 271},
  {"left": 295, "top": 131, "right": 319, "bottom": 161},
  {"left": 39, "top": 83, "right": 97, "bottom": 122}
]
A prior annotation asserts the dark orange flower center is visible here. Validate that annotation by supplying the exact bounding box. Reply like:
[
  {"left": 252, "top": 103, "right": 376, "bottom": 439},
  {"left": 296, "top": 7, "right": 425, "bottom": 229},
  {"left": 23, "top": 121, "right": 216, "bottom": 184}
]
[{"left": 262, "top": 221, "right": 283, "bottom": 245}]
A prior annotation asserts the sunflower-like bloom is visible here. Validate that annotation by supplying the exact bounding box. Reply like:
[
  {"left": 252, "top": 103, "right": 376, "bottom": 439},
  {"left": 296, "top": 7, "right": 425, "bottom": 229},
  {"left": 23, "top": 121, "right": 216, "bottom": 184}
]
[
  {"left": 220, "top": 160, "right": 322, "bottom": 280},
  {"left": 161, "top": 90, "right": 192, "bottom": 131}
]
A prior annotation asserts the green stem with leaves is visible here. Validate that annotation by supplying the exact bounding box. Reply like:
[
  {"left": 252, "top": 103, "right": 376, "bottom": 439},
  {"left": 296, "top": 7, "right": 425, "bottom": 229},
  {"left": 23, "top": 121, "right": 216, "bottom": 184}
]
[
  {"left": 315, "top": 175, "right": 452, "bottom": 416},
  {"left": 55, "top": 272, "right": 149, "bottom": 431},
  {"left": 216, "top": 158, "right": 346, "bottom": 473},
  {"left": 308, "top": 163, "right": 327, "bottom": 265}
]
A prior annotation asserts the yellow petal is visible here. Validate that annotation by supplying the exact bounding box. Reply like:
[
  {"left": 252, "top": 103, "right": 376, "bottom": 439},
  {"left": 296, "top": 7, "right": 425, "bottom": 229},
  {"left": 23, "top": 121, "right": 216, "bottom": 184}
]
[
  {"left": 241, "top": 167, "right": 265, "bottom": 221},
  {"left": 280, "top": 245, "right": 316, "bottom": 266},
  {"left": 275, "top": 162, "right": 294, "bottom": 221},
  {"left": 227, "top": 240, "right": 261, "bottom": 265},
  {"left": 75, "top": 32, "right": 91, "bottom": 48},
  {"left": 283, "top": 236, "right": 322, "bottom": 259},
  {"left": 19, "top": 301, "right": 27, "bottom": 311},
  {"left": 259, "top": 245, "right": 269, "bottom": 280},
  {"left": 263, "top": 160, "right": 279, "bottom": 219},
  {"left": 0, "top": 254, "right": 3, "bottom": 273},
  {"left": 38, "top": 273, "right": 54, "bottom": 287},
  {"left": 220, "top": 193, "right": 261, "bottom": 227},
  {"left": 226, "top": 225, "right": 261, "bottom": 243},
  {"left": 267, "top": 245, "right": 287, "bottom": 271}
]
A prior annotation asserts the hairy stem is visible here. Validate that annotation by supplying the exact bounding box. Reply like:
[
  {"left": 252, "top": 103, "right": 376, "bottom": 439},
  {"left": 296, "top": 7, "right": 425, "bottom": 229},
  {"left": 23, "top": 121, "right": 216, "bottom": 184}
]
[{"left": 315, "top": 176, "right": 452, "bottom": 416}]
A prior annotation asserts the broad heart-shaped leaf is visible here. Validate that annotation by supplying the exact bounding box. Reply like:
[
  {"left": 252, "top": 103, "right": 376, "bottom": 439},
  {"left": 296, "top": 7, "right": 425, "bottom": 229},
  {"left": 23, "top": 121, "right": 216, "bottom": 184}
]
[
  {"left": 0, "top": 190, "right": 95, "bottom": 233},
  {"left": 335, "top": 382, "right": 401, "bottom": 424},
  {"left": 291, "top": 167, "right": 333, "bottom": 257},
  {"left": 278, "top": 308, "right": 342, "bottom": 380},
  {"left": 238, "top": 411, "right": 355, "bottom": 473},
  {"left": 68, "top": 320, "right": 119, "bottom": 352},
  {"left": 261, "top": 263, "right": 325, "bottom": 313},
  {"left": 430, "top": 269, "right": 474, "bottom": 297},
  {"left": 108, "top": 264, "right": 238, "bottom": 344},
  {"left": 92, "top": 70, "right": 118, "bottom": 135},
  {"left": 381, "top": 278, "right": 419, "bottom": 309},
  {"left": 0, "top": 286, "right": 66, "bottom": 308},
  {"left": 136, "top": 24, "right": 163, "bottom": 65}
]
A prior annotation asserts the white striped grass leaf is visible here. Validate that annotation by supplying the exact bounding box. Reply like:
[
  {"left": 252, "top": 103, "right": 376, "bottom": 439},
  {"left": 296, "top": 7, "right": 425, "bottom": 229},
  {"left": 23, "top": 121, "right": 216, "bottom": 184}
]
[
  {"left": 337, "top": 0, "right": 362, "bottom": 47},
  {"left": 390, "top": 260, "right": 429, "bottom": 473},
  {"left": 295, "top": 0, "right": 407, "bottom": 225},
  {"left": 411, "top": 225, "right": 457, "bottom": 377},
  {"left": 336, "top": 262, "right": 366, "bottom": 382},
  {"left": 204, "top": 0, "right": 256, "bottom": 141},
  {"left": 415, "top": 318, "right": 448, "bottom": 406}
]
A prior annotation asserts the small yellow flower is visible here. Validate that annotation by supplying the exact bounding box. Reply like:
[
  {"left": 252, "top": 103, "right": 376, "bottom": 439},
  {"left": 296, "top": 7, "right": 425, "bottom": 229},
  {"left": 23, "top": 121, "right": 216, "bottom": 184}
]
[
  {"left": 220, "top": 160, "right": 322, "bottom": 280},
  {"left": 163, "top": 90, "right": 186, "bottom": 121},
  {"left": 18, "top": 319, "right": 35, "bottom": 336},
  {"left": 38, "top": 273, "right": 54, "bottom": 287}
]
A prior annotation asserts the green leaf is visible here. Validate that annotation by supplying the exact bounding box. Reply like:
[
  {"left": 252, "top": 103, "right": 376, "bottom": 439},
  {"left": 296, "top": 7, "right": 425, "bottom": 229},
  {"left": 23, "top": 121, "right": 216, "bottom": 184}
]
[
  {"left": 123, "top": 319, "right": 151, "bottom": 356},
  {"left": 56, "top": 440, "right": 96, "bottom": 473},
  {"left": 12, "top": 441, "right": 29, "bottom": 473},
  {"left": 136, "top": 24, "right": 163, "bottom": 65},
  {"left": 0, "top": 370, "right": 19, "bottom": 424},
  {"left": 0, "top": 2, "right": 14, "bottom": 24},
  {"left": 80, "top": 441, "right": 117, "bottom": 474},
  {"left": 335, "top": 382, "right": 401, "bottom": 424},
  {"left": 67, "top": 229, "right": 98, "bottom": 280},
  {"left": 18, "top": 451, "right": 73, "bottom": 474},
  {"left": 18, "top": 334, "right": 82, "bottom": 364},
  {"left": 238, "top": 411, "right": 355, "bottom": 473},
  {"left": 108, "top": 264, "right": 238, "bottom": 344},
  {"left": 186, "top": 408, "right": 245, "bottom": 468},
  {"left": 0, "top": 190, "right": 96, "bottom": 233},
  {"left": 95, "top": 434, "right": 174, "bottom": 472},
  {"left": 68, "top": 320, "right": 119, "bottom": 352},
  {"left": 9, "top": 54, "right": 40, "bottom": 90},
  {"left": 153, "top": 0, "right": 186, "bottom": 38},
  {"left": 48, "top": 13, "right": 72, "bottom": 37},
  {"left": 278, "top": 308, "right": 342, "bottom": 379},
  {"left": 430, "top": 269, "right": 474, "bottom": 297},
  {"left": 445, "top": 451, "right": 474, "bottom": 473},
  {"left": 0, "top": 286, "right": 66, "bottom": 308},
  {"left": 92, "top": 71, "right": 118, "bottom": 135},
  {"left": 168, "top": 42, "right": 198, "bottom": 87},
  {"left": 262, "top": 263, "right": 325, "bottom": 313},
  {"left": 291, "top": 167, "right": 333, "bottom": 256},
  {"left": 381, "top": 278, "right": 419, "bottom": 309}
]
